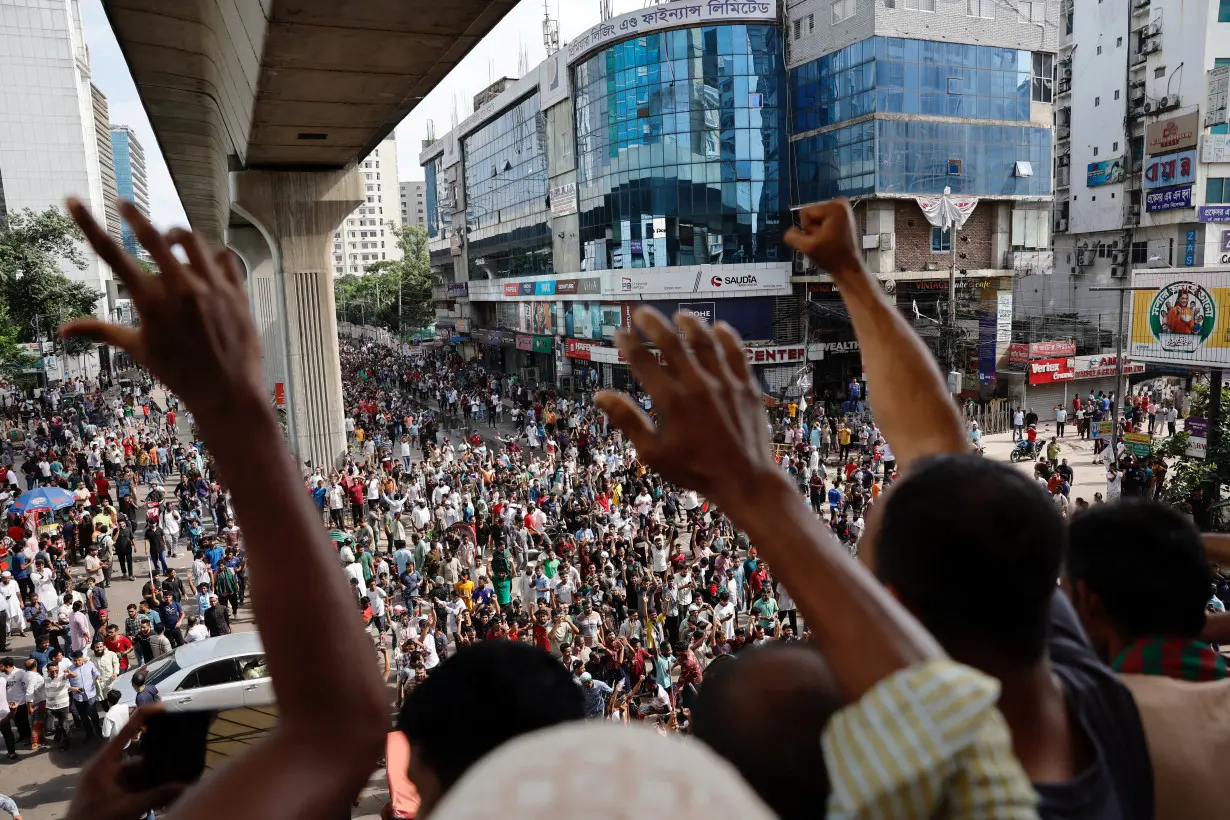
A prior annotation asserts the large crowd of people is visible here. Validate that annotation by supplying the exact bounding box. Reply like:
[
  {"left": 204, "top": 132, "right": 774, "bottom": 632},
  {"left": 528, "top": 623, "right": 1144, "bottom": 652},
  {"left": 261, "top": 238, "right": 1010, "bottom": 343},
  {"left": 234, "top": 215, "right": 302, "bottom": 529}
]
[{"left": 0, "top": 197, "right": 1225, "bottom": 820}]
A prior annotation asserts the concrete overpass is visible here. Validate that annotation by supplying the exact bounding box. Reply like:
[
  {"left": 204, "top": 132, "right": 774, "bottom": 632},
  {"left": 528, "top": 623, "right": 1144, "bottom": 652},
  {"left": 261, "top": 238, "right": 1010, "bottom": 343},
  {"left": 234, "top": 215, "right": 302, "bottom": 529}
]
[{"left": 101, "top": 0, "right": 517, "bottom": 468}]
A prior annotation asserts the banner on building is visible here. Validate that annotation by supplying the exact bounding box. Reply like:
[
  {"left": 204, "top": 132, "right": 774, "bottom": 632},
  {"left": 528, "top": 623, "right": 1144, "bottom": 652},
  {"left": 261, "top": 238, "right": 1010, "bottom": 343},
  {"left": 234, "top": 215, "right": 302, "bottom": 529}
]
[
  {"left": 1143, "top": 149, "right": 1196, "bottom": 190},
  {"left": 1008, "top": 340, "right": 1076, "bottom": 364},
  {"left": 914, "top": 192, "right": 978, "bottom": 229},
  {"left": 1146, "top": 112, "right": 1200, "bottom": 155},
  {"left": 550, "top": 183, "right": 578, "bottom": 218},
  {"left": 1028, "top": 357, "right": 1075, "bottom": 385},
  {"left": 996, "top": 293, "right": 1013, "bottom": 344},
  {"left": 1207, "top": 66, "right": 1229, "bottom": 128},
  {"left": 1086, "top": 158, "right": 1125, "bottom": 187},
  {"left": 1199, "top": 206, "right": 1230, "bottom": 223},
  {"left": 1130, "top": 269, "right": 1230, "bottom": 367},
  {"left": 1204, "top": 133, "right": 1230, "bottom": 163},
  {"left": 1145, "top": 185, "right": 1193, "bottom": 213},
  {"left": 565, "top": 0, "right": 779, "bottom": 65}
]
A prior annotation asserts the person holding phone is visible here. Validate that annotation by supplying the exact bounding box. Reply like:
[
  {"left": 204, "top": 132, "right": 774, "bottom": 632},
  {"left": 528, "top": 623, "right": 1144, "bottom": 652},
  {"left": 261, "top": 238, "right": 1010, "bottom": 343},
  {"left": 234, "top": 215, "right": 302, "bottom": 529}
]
[{"left": 61, "top": 198, "right": 388, "bottom": 820}]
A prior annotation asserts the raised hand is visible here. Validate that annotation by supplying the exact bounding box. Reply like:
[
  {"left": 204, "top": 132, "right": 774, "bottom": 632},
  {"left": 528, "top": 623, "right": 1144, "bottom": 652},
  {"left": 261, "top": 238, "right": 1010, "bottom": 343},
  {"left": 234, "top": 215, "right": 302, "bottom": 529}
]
[
  {"left": 61, "top": 199, "right": 263, "bottom": 416},
  {"left": 594, "top": 308, "right": 777, "bottom": 527},
  {"left": 784, "top": 199, "right": 867, "bottom": 284}
]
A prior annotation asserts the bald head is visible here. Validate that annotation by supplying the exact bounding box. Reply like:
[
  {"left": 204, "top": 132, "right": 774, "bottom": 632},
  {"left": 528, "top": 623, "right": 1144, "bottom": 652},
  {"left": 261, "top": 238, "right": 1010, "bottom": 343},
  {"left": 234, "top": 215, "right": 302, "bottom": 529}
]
[{"left": 692, "top": 644, "right": 844, "bottom": 819}]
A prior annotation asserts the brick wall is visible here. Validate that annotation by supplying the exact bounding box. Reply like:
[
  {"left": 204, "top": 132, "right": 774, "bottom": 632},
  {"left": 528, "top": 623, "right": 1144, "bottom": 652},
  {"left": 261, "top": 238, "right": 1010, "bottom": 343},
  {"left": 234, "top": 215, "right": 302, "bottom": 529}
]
[{"left": 891, "top": 199, "right": 994, "bottom": 272}]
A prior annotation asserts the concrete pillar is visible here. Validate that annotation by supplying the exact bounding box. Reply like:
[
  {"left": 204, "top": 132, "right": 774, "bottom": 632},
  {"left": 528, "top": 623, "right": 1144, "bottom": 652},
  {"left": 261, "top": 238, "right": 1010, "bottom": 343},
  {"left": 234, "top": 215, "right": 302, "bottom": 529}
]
[
  {"left": 864, "top": 201, "right": 896, "bottom": 275},
  {"left": 230, "top": 168, "right": 363, "bottom": 472}
]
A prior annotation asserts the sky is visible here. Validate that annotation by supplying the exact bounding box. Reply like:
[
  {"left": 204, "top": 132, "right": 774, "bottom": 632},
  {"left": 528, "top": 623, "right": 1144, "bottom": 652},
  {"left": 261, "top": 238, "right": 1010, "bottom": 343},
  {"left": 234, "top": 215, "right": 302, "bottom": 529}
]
[{"left": 79, "top": 0, "right": 648, "bottom": 232}]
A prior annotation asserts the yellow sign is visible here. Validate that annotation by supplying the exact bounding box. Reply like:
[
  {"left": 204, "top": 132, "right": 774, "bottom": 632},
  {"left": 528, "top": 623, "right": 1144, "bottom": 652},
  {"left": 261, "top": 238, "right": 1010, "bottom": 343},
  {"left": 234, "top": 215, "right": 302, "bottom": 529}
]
[
  {"left": 1122, "top": 431, "right": 1153, "bottom": 458},
  {"left": 1129, "top": 268, "right": 1230, "bottom": 367}
]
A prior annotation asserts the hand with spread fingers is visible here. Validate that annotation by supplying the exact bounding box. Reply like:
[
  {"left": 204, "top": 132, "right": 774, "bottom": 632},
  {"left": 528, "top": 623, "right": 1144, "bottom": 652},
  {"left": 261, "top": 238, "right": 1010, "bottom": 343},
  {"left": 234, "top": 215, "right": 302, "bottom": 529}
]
[
  {"left": 61, "top": 198, "right": 263, "bottom": 416},
  {"left": 67, "top": 705, "right": 185, "bottom": 820},
  {"left": 784, "top": 198, "right": 867, "bottom": 285},
  {"left": 594, "top": 307, "right": 777, "bottom": 525}
]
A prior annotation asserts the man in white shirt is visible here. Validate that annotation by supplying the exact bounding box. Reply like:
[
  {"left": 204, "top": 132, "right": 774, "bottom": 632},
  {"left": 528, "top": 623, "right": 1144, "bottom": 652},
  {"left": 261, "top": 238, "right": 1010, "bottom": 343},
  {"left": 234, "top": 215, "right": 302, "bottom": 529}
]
[
  {"left": 1106, "top": 465, "right": 1122, "bottom": 502},
  {"left": 714, "top": 591, "right": 737, "bottom": 640},
  {"left": 184, "top": 615, "right": 209, "bottom": 643}
]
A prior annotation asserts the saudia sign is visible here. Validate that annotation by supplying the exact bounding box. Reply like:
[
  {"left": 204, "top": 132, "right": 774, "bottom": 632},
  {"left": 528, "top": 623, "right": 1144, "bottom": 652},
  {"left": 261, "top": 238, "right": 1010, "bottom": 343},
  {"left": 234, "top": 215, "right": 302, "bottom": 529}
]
[{"left": 711, "top": 274, "right": 759, "bottom": 288}]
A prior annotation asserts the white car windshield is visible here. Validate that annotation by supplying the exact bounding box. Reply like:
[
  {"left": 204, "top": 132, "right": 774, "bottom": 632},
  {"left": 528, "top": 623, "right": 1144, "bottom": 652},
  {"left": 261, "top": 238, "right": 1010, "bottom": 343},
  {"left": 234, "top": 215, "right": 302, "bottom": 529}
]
[{"left": 144, "top": 655, "right": 181, "bottom": 687}]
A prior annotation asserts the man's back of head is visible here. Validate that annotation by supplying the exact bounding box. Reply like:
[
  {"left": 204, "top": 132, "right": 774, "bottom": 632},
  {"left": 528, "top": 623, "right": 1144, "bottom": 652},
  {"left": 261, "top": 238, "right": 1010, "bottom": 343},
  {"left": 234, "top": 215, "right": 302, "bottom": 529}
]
[
  {"left": 873, "top": 454, "right": 1063, "bottom": 667},
  {"left": 397, "top": 640, "right": 583, "bottom": 816},
  {"left": 1067, "top": 500, "right": 1215, "bottom": 670},
  {"left": 692, "top": 643, "right": 843, "bottom": 819}
]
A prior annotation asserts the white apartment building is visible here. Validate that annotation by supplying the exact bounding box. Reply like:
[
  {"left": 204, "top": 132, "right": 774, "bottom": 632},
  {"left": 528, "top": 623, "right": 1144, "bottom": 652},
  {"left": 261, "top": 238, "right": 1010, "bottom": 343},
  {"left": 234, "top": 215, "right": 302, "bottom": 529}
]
[
  {"left": 400, "top": 180, "right": 426, "bottom": 228},
  {"left": 332, "top": 135, "right": 402, "bottom": 276},
  {"left": 0, "top": 0, "right": 110, "bottom": 305},
  {"left": 1046, "top": 0, "right": 1230, "bottom": 321}
]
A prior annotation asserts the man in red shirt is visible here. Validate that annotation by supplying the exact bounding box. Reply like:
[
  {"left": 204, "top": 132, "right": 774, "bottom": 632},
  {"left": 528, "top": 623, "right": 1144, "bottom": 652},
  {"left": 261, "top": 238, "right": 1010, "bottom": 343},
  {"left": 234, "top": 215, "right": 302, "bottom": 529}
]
[{"left": 103, "top": 623, "right": 134, "bottom": 672}]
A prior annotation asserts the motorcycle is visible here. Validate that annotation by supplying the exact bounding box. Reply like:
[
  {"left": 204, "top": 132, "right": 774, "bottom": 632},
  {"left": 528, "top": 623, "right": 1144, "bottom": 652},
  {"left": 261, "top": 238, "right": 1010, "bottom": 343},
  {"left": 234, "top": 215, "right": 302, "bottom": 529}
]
[{"left": 1009, "top": 439, "right": 1037, "bottom": 463}]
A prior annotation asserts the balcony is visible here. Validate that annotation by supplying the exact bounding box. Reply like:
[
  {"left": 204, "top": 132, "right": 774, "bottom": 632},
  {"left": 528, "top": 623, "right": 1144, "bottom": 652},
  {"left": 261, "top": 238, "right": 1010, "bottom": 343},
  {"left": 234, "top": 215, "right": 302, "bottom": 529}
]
[
  {"left": 1005, "top": 251, "right": 1055, "bottom": 275},
  {"left": 1057, "top": 125, "right": 1071, "bottom": 142},
  {"left": 1132, "top": 0, "right": 1150, "bottom": 12}
]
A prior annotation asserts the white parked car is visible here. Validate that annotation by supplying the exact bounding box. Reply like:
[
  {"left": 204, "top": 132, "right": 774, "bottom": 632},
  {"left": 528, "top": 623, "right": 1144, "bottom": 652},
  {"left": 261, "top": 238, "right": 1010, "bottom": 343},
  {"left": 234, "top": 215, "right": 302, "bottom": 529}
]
[{"left": 111, "top": 632, "right": 271, "bottom": 711}]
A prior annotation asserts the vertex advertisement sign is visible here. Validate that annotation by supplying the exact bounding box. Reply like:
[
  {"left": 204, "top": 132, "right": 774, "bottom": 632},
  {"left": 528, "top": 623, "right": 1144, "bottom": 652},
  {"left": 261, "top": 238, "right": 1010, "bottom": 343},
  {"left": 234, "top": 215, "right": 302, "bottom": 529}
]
[{"left": 1028, "top": 357, "right": 1075, "bottom": 385}]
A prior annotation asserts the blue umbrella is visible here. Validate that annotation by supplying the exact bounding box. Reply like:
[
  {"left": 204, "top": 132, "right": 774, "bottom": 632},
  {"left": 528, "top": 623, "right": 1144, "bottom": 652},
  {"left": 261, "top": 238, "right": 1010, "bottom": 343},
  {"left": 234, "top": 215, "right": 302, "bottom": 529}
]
[{"left": 10, "top": 486, "right": 77, "bottom": 515}]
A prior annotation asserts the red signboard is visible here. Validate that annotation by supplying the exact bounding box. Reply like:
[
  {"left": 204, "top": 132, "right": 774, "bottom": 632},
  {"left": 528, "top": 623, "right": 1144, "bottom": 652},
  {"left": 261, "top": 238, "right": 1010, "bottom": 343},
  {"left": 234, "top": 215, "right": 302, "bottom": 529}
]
[
  {"left": 1009, "top": 340, "right": 1077, "bottom": 364},
  {"left": 1028, "top": 357, "right": 1076, "bottom": 385},
  {"left": 274, "top": 382, "right": 286, "bottom": 407},
  {"left": 515, "top": 334, "right": 533, "bottom": 351},
  {"left": 566, "top": 338, "right": 597, "bottom": 360},
  {"left": 503, "top": 283, "right": 520, "bottom": 297}
]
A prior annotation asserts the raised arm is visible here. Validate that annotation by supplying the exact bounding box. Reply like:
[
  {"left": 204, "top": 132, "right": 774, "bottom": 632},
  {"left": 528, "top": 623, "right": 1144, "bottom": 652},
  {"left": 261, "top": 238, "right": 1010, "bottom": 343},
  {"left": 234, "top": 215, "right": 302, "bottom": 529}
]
[
  {"left": 784, "top": 201, "right": 967, "bottom": 472},
  {"left": 596, "top": 301, "right": 944, "bottom": 701},
  {"left": 63, "top": 200, "right": 387, "bottom": 820}
]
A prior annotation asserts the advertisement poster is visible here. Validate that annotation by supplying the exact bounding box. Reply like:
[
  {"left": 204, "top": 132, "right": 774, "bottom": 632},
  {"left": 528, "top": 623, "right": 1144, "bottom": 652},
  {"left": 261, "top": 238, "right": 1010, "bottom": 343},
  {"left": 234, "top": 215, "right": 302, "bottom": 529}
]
[
  {"left": 1146, "top": 113, "right": 1200, "bottom": 155},
  {"left": 1123, "top": 432, "right": 1153, "bottom": 458},
  {"left": 1130, "top": 270, "right": 1230, "bottom": 367},
  {"left": 1087, "top": 158, "right": 1126, "bottom": 187},
  {"left": 1145, "top": 185, "right": 1193, "bottom": 213},
  {"left": 1185, "top": 417, "right": 1208, "bottom": 459},
  {"left": 1143, "top": 149, "right": 1196, "bottom": 190},
  {"left": 1028, "top": 357, "right": 1076, "bottom": 385}
]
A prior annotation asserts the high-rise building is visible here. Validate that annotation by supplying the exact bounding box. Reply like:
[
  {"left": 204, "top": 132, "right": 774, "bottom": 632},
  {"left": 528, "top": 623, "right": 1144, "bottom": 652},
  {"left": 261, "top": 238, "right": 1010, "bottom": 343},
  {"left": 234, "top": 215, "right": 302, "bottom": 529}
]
[
  {"left": 400, "top": 181, "right": 426, "bottom": 227},
  {"left": 1044, "top": 0, "right": 1230, "bottom": 325},
  {"left": 91, "top": 84, "right": 121, "bottom": 245},
  {"left": 420, "top": 0, "right": 1059, "bottom": 397},
  {"left": 110, "top": 125, "right": 149, "bottom": 258},
  {"left": 332, "top": 135, "right": 402, "bottom": 276},
  {"left": 0, "top": 0, "right": 110, "bottom": 303}
]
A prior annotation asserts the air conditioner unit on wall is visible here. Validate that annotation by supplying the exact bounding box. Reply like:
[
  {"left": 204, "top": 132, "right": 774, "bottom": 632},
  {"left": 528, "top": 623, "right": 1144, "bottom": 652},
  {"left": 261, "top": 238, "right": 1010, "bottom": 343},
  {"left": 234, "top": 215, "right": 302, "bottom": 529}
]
[{"left": 1110, "top": 265, "right": 1125, "bottom": 277}]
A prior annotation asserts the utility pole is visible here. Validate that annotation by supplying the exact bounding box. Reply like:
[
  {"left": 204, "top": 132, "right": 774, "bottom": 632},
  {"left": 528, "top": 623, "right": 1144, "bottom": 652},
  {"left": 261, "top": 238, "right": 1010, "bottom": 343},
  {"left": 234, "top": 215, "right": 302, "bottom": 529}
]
[{"left": 1090, "top": 284, "right": 1156, "bottom": 466}]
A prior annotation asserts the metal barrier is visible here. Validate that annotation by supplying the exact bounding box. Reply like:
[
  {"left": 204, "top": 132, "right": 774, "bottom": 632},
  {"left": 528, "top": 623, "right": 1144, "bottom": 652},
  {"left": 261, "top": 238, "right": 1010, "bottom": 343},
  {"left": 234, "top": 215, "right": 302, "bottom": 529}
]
[{"left": 963, "top": 399, "right": 1014, "bottom": 435}]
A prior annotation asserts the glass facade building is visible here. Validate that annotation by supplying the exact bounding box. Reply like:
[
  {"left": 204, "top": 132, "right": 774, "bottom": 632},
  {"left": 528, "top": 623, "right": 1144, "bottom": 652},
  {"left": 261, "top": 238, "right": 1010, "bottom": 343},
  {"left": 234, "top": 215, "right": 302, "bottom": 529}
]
[
  {"left": 463, "top": 93, "right": 552, "bottom": 280},
  {"left": 574, "top": 24, "right": 788, "bottom": 270},
  {"left": 790, "top": 37, "right": 1052, "bottom": 203}
]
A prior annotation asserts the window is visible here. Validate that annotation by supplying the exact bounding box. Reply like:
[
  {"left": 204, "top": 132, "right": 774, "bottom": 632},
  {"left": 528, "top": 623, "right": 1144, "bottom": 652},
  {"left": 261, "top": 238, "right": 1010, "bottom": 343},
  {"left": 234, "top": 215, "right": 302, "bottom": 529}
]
[
  {"left": 1032, "top": 53, "right": 1054, "bottom": 103},
  {"left": 1019, "top": 1, "right": 1043, "bottom": 23},
  {"left": 1094, "top": 96, "right": 1100, "bottom": 106},
  {"left": 178, "top": 660, "right": 241, "bottom": 690},
  {"left": 1221, "top": 0, "right": 1230, "bottom": 22},
  {"left": 1216, "top": 59, "right": 1230, "bottom": 134},
  {"left": 1097, "top": 46, "right": 1102, "bottom": 55},
  {"left": 966, "top": 0, "right": 992, "bottom": 17},
  {"left": 807, "top": 13, "right": 816, "bottom": 31},
  {"left": 931, "top": 226, "right": 951, "bottom": 252},
  {"left": 906, "top": 0, "right": 936, "bottom": 10},
  {"left": 793, "top": 19, "right": 801, "bottom": 39},
  {"left": 832, "top": 0, "right": 856, "bottom": 24},
  {"left": 1114, "top": 90, "right": 1119, "bottom": 99},
  {"left": 1113, "top": 141, "right": 1119, "bottom": 151},
  {"left": 1093, "top": 146, "right": 1099, "bottom": 156},
  {"left": 1117, "top": 37, "right": 1123, "bottom": 47},
  {"left": 1155, "top": 67, "right": 1167, "bottom": 79},
  {"left": 1207, "top": 178, "right": 1229, "bottom": 204}
]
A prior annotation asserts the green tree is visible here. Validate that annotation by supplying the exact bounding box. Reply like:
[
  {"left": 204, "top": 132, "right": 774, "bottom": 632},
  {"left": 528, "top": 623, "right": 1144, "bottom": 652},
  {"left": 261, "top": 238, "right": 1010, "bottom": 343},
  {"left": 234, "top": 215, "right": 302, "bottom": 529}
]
[
  {"left": 1157, "top": 384, "right": 1230, "bottom": 528},
  {"left": 334, "top": 224, "right": 433, "bottom": 335},
  {"left": 0, "top": 207, "right": 104, "bottom": 359}
]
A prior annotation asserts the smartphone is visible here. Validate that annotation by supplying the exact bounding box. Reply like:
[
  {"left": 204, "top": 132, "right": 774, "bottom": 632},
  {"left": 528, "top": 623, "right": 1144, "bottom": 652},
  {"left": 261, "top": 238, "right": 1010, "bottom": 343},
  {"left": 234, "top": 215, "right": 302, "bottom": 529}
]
[{"left": 139, "top": 705, "right": 280, "bottom": 788}]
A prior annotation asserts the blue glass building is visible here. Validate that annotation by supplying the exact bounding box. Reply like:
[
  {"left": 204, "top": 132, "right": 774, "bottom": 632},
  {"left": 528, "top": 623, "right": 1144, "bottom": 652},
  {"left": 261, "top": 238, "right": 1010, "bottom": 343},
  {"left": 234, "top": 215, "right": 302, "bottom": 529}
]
[
  {"left": 790, "top": 38, "right": 1052, "bottom": 203},
  {"left": 574, "top": 24, "right": 788, "bottom": 269},
  {"left": 110, "top": 126, "right": 150, "bottom": 258}
]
